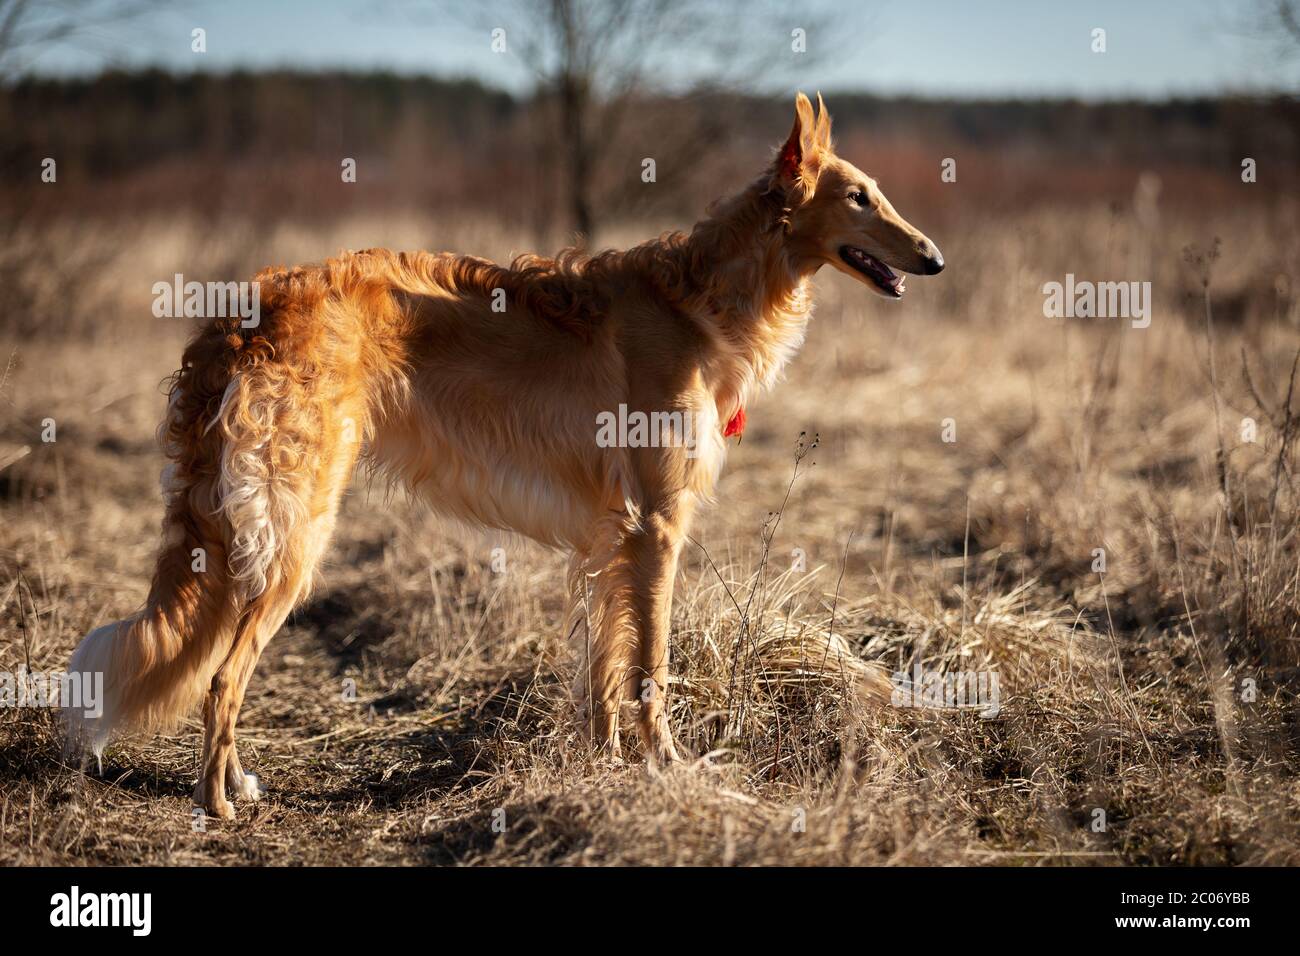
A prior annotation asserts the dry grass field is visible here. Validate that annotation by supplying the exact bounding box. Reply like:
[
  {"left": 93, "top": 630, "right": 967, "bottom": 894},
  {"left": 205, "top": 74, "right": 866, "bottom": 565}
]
[{"left": 1, "top": 195, "right": 1298, "bottom": 865}]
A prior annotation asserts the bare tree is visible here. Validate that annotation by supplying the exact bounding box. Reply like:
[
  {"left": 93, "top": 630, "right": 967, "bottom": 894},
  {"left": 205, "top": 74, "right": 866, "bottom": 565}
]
[
  {"left": 0, "top": 0, "right": 156, "bottom": 80},
  {"left": 436, "top": 0, "right": 840, "bottom": 240},
  {"left": 1274, "top": 0, "right": 1300, "bottom": 43}
]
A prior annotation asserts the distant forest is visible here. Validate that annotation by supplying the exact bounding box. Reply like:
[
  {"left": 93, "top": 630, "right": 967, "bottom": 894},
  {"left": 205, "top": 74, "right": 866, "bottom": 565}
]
[{"left": 3, "top": 70, "right": 1296, "bottom": 232}]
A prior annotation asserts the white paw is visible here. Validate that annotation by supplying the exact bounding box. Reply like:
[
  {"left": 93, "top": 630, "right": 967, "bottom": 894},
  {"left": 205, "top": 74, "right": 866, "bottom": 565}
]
[{"left": 230, "top": 772, "right": 265, "bottom": 802}]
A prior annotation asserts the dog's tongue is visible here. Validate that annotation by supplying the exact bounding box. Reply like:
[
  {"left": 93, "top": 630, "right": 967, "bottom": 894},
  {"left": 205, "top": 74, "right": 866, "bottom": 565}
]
[
  {"left": 871, "top": 255, "right": 903, "bottom": 290},
  {"left": 724, "top": 407, "right": 747, "bottom": 438}
]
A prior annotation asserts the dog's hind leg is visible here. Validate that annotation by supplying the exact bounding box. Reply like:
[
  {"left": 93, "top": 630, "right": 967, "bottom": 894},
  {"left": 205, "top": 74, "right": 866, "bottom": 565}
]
[
  {"left": 194, "top": 583, "right": 301, "bottom": 819},
  {"left": 193, "top": 379, "right": 362, "bottom": 819},
  {"left": 194, "top": 462, "right": 355, "bottom": 818},
  {"left": 221, "top": 449, "right": 352, "bottom": 806}
]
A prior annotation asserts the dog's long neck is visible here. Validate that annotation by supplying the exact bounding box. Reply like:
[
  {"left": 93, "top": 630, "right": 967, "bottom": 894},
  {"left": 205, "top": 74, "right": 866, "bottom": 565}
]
[{"left": 676, "top": 174, "right": 813, "bottom": 417}]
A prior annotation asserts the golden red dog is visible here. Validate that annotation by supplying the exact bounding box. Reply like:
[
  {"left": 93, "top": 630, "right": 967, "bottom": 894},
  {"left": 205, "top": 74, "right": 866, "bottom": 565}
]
[{"left": 67, "top": 93, "right": 943, "bottom": 819}]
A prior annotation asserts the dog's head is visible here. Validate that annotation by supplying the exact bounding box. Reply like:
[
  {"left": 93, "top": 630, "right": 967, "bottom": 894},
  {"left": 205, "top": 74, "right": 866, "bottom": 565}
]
[{"left": 771, "top": 92, "right": 943, "bottom": 298}]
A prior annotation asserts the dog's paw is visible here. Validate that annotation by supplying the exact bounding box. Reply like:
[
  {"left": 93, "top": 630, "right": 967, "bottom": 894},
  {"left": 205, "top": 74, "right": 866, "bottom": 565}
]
[
  {"left": 229, "top": 771, "right": 265, "bottom": 802},
  {"left": 206, "top": 798, "right": 236, "bottom": 821},
  {"left": 640, "top": 711, "right": 682, "bottom": 766},
  {"left": 645, "top": 736, "right": 682, "bottom": 767},
  {"left": 192, "top": 783, "right": 236, "bottom": 821}
]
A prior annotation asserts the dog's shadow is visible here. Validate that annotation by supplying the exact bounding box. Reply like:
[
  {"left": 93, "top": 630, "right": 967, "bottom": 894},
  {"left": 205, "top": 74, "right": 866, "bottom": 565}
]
[
  {"left": 288, "top": 583, "right": 398, "bottom": 668},
  {"left": 0, "top": 724, "right": 206, "bottom": 807},
  {"left": 286, "top": 667, "right": 563, "bottom": 807},
  {"left": 0, "top": 664, "right": 554, "bottom": 802}
]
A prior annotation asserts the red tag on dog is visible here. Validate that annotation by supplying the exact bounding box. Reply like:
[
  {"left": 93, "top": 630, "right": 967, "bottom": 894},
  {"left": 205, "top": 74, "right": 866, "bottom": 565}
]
[{"left": 724, "top": 407, "right": 747, "bottom": 438}]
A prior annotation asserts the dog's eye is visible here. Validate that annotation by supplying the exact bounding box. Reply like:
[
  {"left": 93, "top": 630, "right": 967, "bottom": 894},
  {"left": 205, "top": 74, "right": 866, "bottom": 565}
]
[{"left": 850, "top": 190, "right": 869, "bottom": 207}]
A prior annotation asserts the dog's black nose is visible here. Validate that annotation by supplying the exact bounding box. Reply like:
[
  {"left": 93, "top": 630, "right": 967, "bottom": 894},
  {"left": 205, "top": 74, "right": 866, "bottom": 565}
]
[{"left": 922, "top": 252, "right": 945, "bottom": 275}]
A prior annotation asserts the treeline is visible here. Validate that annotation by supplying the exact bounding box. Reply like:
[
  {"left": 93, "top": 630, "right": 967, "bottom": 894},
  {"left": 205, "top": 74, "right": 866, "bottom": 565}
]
[{"left": 2, "top": 69, "right": 1296, "bottom": 230}]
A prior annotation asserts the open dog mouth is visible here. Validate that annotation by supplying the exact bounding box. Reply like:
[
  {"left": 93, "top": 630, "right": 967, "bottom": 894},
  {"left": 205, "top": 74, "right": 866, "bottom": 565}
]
[{"left": 840, "top": 245, "right": 905, "bottom": 297}]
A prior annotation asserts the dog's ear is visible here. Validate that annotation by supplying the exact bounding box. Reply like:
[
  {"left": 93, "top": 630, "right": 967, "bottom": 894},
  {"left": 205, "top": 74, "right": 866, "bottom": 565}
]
[
  {"left": 773, "top": 92, "right": 819, "bottom": 193},
  {"left": 814, "top": 92, "right": 833, "bottom": 151}
]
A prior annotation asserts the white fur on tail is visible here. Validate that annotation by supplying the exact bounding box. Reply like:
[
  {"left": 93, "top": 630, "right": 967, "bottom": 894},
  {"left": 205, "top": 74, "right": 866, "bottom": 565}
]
[
  {"left": 64, "top": 618, "right": 130, "bottom": 759},
  {"left": 65, "top": 598, "right": 234, "bottom": 763}
]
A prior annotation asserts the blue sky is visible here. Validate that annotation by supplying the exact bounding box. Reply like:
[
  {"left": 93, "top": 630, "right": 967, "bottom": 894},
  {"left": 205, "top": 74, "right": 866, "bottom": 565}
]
[{"left": 17, "top": 0, "right": 1300, "bottom": 99}]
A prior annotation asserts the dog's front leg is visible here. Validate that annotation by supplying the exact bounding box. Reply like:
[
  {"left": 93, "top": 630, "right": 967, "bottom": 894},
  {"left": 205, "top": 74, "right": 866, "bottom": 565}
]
[
  {"left": 567, "top": 517, "right": 639, "bottom": 759},
  {"left": 627, "top": 508, "right": 689, "bottom": 764}
]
